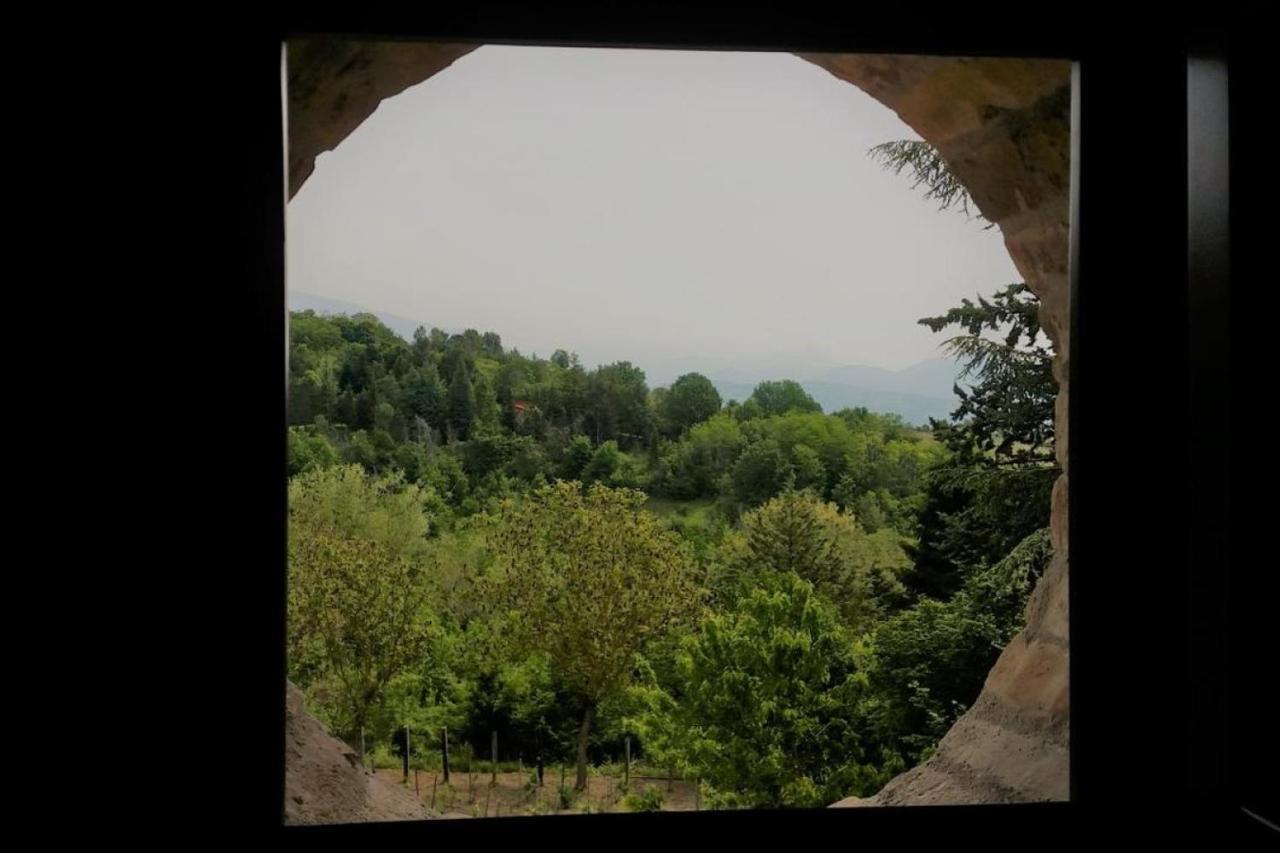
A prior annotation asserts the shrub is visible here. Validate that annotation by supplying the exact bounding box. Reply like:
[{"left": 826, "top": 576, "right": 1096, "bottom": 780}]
[
  {"left": 625, "top": 786, "right": 665, "bottom": 812},
  {"left": 369, "top": 743, "right": 402, "bottom": 770},
  {"left": 558, "top": 785, "right": 578, "bottom": 810}
]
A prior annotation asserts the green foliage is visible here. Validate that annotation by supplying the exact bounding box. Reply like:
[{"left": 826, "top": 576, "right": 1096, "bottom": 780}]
[
  {"left": 731, "top": 439, "right": 793, "bottom": 507},
  {"left": 655, "top": 571, "right": 888, "bottom": 808},
  {"left": 660, "top": 373, "right": 722, "bottom": 437},
  {"left": 625, "top": 786, "right": 665, "bottom": 812},
  {"left": 578, "top": 441, "right": 647, "bottom": 489},
  {"left": 288, "top": 464, "right": 431, "bottom": 559},
  {"left": 404, "top": 365, "right": 448, "bottom": 428},
  {"left": 871, "top": 528, "right": 1052, "bottom": 763},
  {"left": 448, "top": 360, "right": 476, "bottom": 441},
  {"left": 489, "top": 482, "right": 703, "bottom": 705},
  {"left": 559, "top": 434, "right": 594, "bottom": 481},
  {"left": 655, "top": 414, "right": 744, "bottom": 499},
  {"left": 725, "top": 491, "right": 909, "bottom": 628},
  {"left": 585, "top": 361, "right": 652, "bottom": 448},
  {"left": 288, "top": 532, "right": 433, "bottom": 742},
  {"left": 288, "top": 426, "right": 339, "bottom": 476},
  {"left": 919, "top": 283, "right": 1055, "bottom": 466},
  {"left": 581, "top": 439, "right": 623, "bottom": 485},
  {"left": 905, "top": 282, "right": 1057, "bottom": 599},
  {"left": 868, "top": 139, "right": 984, "bottom": 221},
  {"left": 488, "top": 482, "right": 704, "bottom": 787},
  {"left": 746, "top": 380, "right": 822, "bottom": 417}
]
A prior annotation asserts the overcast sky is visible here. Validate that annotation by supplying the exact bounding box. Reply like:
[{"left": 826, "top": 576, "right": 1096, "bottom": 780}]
[{"left": 286, "top": 44, "right": 1021, "bottom": 374}]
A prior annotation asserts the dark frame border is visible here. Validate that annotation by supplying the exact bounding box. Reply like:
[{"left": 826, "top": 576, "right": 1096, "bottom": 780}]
[{"left": 223, "top": 6, "right": 1256, "bottom": 842}]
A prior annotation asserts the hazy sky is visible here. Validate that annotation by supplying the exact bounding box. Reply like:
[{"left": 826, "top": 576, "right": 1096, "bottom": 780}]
[{"left": 286, "top": 45, "right": 1021, "bottom": 373}]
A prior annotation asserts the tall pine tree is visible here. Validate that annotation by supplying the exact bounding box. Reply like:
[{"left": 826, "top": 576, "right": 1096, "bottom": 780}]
[{"left": 447, "top": 360, "right": 475, "bottom": 442}]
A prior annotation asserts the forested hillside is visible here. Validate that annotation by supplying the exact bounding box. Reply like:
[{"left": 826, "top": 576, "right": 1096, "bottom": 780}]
[{"left": 285, "top": 278, "right": 1057, "bottom": 811}]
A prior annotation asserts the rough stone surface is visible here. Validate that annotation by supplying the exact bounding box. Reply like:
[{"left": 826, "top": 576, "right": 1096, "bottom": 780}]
[
  {"left": 285, "top": 42, "right": 1073, "bottom": 808},
  {"left": 285, "top": 681, "right": 430, "bottom": 825},
  {"left": 802, "top": 53, "right": 1072, "bottom": 806},
  {"left": 287, "top": 38, "right": 478, "bottom": 199}
]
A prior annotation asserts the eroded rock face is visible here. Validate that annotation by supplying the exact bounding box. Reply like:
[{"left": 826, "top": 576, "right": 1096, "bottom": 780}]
[
  {"left": 287, "top": 38, "right": 478, "bottom": 198},
  {"left": 801, "top": 53, "right": 1071, "bottom": 805},
  {"left": 284, "top": 42, "right": 1072, "bottom": 806}
]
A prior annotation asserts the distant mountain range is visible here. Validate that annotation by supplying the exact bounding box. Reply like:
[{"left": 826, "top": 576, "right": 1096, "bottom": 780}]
[
  {"left": 288, "top": 291, "right": 964, "bottom": 426},
  {"left": 637, "top": 351, "right": 966, "bottom": 426},
  {"left": 709, "top": 373, "right": 959, "bottom": 427}
]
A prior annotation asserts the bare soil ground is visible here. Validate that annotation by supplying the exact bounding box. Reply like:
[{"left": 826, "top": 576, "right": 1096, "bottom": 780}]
[
  {"left": 371, "top": 768, "right": 701, "bottom": 817},
  {"left": 285, "top": 682, "right": 431, "bottom": 825}
]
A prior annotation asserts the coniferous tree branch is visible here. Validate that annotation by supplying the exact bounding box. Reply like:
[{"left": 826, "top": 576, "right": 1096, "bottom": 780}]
[{"left": 868, "top": 140, "right": 989, "bottom": 225}]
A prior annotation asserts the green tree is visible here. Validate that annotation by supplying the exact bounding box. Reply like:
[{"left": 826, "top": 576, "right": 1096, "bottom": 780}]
[
  {"left": 919, "top": 283, "right": 1055, "bottom": 466},
  {"left": 905, "top": 283, "right": 1058, "bottom": 598},
  {"left": 288, "top": 464, "right": 430, "bottom": 560},
  {"left": 585, "top": 362, "right": 651, "bottom": 447},
  {"left": 868, "top": 139, "right": 984, "bottom": 221},
  {"left": 472, "top": 369, "right": 502, "bottom": 428},
  {"left": 872, "top": 528, "right": 1052, "bottom": 763},
  {"left": 790, "top": 443, "right": 826, "bottom": 491},
  {"left": 288, "top": 532, "right": 434, "bottom": 747},
  {"left": 447, "top": 360, "right": 476, "bottom": 441},
  {"left": 656, "top": 414, "right": 744, "bottom": 498},
  {"left": 558, "top": 435, "right": 594, "bottom": 481},
  {"left": 660, "top": 373, "right": 722, "bottom": 437},
  {"left": 747, "top": 380, "right": 822, "bottom": 417},
  {"left": 495, "top": 360, "right": 526, "bottom": 429},
  {"left": 656, "top": 571, "right": 889, "bottom": 807},
  {"left": 581, "top": 439, "right": 622, "bottom": 485},
  {"left": 405, "top": 365, "right": 447, "bottom": 429},
  {"left": 724, "top": 491, "right": 909, "bottom": 627},
  {"left": 730, "top": 439, "right": 793, "bottom": 507},
  {"left": 488, "top": 482, "right": 702, "bottom": 789},
  {"left": 288, "top": 426, "right": 339, "bottom": 476},
  {"left": 734, "top": 397, "right": 765, "bottom": 421}
]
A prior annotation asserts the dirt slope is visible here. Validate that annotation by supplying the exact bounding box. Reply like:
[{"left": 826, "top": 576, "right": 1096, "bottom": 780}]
[{"left": 284, "top": 681, "right": 431, "bottom": 825}]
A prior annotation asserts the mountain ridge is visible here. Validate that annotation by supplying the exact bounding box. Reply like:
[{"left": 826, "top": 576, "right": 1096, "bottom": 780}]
[{"left": 287, "top": 290, "right": 963, "bottom": 426}]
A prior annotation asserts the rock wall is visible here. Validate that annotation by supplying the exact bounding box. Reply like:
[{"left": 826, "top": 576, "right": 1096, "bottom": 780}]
[
  {"left": 284, "top": 41, "right": 1073, "bottom": 806},
  {"left": 287, "top": 39, "right": 478, "bottom": 199},
  {"left": 802, "top": 53, "right": 1071, "bottom": 805}
]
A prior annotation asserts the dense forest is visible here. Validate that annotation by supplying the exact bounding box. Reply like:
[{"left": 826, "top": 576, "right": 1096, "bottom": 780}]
[{"left": 285, "top": 277, "right": 1058, "bottom": 810}]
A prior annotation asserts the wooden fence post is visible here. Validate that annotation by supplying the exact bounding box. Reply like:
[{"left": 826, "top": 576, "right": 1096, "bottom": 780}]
[
  {"left": 491, "top": 730, "right": 498, "bottom": 785},
  {"left": 624, "top": 737, "right": 630, "bottom": 788},
  {"left": 441, "top": 727, "right": 450, "bottom": 783}
]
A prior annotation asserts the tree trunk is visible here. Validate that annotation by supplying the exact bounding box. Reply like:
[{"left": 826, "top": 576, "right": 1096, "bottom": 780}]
[
  {"left": 574, "top": 703, "right": 595, "bottom": 791},
  {"left": 352, "top": 708, "right": 368, "bottom": 762}
]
